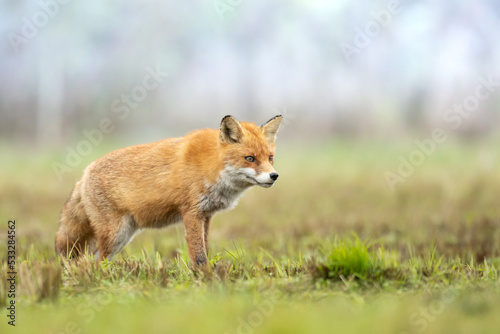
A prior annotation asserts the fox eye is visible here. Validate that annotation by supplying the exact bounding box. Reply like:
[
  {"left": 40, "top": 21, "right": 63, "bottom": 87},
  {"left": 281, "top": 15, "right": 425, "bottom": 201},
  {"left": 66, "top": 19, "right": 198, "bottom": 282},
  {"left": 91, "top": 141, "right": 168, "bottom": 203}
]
[
  {"left": 245, "top": 156, "right": 256, "bottom": 162},
  {"left": 269, "top": 155, "right": 274, "bottom": 162}
]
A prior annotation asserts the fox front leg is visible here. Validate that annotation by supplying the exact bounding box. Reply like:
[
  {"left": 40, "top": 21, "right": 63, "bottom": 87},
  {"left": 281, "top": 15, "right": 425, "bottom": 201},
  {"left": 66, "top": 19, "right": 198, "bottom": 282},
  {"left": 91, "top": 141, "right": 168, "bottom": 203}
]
[
  {"left": 203, "top": 216, "right": 212, "bottom": 257},
  {"left": 183, "top": 212, "right": 208, "bottom": 267}
]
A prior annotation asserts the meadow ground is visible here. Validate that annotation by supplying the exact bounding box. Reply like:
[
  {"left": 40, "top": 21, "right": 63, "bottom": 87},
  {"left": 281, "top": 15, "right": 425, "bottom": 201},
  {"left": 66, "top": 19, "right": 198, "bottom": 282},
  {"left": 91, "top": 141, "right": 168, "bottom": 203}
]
[{"left": 1, "top": 138, "right": 500, "bottom": 334}]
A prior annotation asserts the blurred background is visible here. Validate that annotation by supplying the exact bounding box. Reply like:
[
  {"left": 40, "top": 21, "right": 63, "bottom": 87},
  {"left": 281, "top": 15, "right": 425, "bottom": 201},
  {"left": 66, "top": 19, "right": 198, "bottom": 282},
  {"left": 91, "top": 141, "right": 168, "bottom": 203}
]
[
  {"left": 1, "top": 0, "right": 500, "bottom": 261},
  {"left": 1, "top": 0, "right": 500, "bottom": 146},
  {"left": 2, "top": 3, "right": 500, "bottom": 332}
]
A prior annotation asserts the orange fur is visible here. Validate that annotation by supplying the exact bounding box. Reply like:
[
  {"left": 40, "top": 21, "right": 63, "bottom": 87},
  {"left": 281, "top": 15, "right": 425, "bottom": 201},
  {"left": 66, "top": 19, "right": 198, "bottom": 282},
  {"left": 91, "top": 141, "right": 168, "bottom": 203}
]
[{"left": 55, "top": 115, "right": 283, "bottom": 266}]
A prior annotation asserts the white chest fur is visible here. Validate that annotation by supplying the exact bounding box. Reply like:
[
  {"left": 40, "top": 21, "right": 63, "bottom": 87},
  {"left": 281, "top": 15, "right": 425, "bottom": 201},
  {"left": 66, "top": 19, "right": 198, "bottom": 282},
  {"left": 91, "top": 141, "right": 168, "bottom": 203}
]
[{"left": 198, "top": 166, "right": 252, "bottom": 213}]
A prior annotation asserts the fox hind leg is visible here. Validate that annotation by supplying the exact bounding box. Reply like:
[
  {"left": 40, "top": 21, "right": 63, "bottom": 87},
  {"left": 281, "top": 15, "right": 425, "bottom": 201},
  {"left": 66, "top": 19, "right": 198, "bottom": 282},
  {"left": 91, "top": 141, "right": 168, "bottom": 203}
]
[
  {"left": 96, "top": 215, "right": 139, "bottom": 261},
  {"left": 55, "top": 185, "right": 95, "bottom": 259}
]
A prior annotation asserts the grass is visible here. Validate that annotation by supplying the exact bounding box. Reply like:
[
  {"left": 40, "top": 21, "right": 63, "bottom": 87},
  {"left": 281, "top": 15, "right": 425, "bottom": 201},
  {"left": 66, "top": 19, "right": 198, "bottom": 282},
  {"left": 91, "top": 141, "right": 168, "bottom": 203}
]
[{"left": 1, "top": 138, "right": 500, "bottom": 333}]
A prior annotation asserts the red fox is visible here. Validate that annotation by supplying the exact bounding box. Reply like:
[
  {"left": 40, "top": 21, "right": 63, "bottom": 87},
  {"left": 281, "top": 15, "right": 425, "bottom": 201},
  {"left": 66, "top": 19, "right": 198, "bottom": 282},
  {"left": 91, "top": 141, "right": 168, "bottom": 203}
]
[{"left": 55, "top": 115, "right": 283, "bottom": 266}]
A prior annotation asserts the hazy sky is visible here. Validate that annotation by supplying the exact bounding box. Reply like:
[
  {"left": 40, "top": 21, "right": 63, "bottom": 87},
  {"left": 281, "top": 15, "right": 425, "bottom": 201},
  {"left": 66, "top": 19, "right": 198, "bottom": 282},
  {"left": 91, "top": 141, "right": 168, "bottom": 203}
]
[{"left": 2, "top": 0, "right": 500, "bottom": 142}]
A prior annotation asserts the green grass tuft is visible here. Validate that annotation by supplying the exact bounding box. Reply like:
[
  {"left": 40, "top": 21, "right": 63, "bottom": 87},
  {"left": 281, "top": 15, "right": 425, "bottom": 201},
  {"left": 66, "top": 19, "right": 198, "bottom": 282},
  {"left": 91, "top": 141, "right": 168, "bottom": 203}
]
[{"left": 313, "top": 235, "right": 405, "bottom": 283}]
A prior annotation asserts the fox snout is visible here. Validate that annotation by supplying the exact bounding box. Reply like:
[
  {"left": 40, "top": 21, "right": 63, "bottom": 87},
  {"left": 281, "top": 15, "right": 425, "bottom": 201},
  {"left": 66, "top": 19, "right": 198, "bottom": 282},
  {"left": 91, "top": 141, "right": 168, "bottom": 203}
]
[
  {"left": 259, "top": 172, "right": 279, "bottom": 188},
  {"left": 254, "top": 170, "right": 279, "bottom": 188}
]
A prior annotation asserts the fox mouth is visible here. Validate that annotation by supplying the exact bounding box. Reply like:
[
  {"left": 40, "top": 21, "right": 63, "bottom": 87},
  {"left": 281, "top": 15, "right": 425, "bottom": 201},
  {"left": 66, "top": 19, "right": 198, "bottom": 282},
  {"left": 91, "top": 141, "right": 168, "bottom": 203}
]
[
  {"left": 242, "top": 175, "right": 274, "bottom": 187},
  {"left": 256, "top": 181, "right": 274, "bottom": 188}
]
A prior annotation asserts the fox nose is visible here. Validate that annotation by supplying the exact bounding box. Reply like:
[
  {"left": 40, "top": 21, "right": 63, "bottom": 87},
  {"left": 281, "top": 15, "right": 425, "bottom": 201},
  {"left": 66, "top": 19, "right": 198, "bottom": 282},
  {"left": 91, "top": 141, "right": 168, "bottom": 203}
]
[{"left": 270, "top": 172, "right": 279, "bottom": 181}]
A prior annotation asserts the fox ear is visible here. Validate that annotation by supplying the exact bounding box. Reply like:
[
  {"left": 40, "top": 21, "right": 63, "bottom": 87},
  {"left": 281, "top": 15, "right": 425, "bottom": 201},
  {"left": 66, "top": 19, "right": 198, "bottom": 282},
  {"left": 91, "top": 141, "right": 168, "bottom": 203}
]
[
  {"left": 220, "top": 115, "right": 243, "bottom": 144},
  {"left": 261, "top": 115, "right": 283, "bottom": 143}
]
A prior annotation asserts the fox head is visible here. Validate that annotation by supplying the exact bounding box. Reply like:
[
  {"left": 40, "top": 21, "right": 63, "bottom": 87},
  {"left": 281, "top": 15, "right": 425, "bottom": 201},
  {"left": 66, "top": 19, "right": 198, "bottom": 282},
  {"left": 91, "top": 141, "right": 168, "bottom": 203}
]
[{"left": 219, "top": 115, "right": 283, "bottom": 188}]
